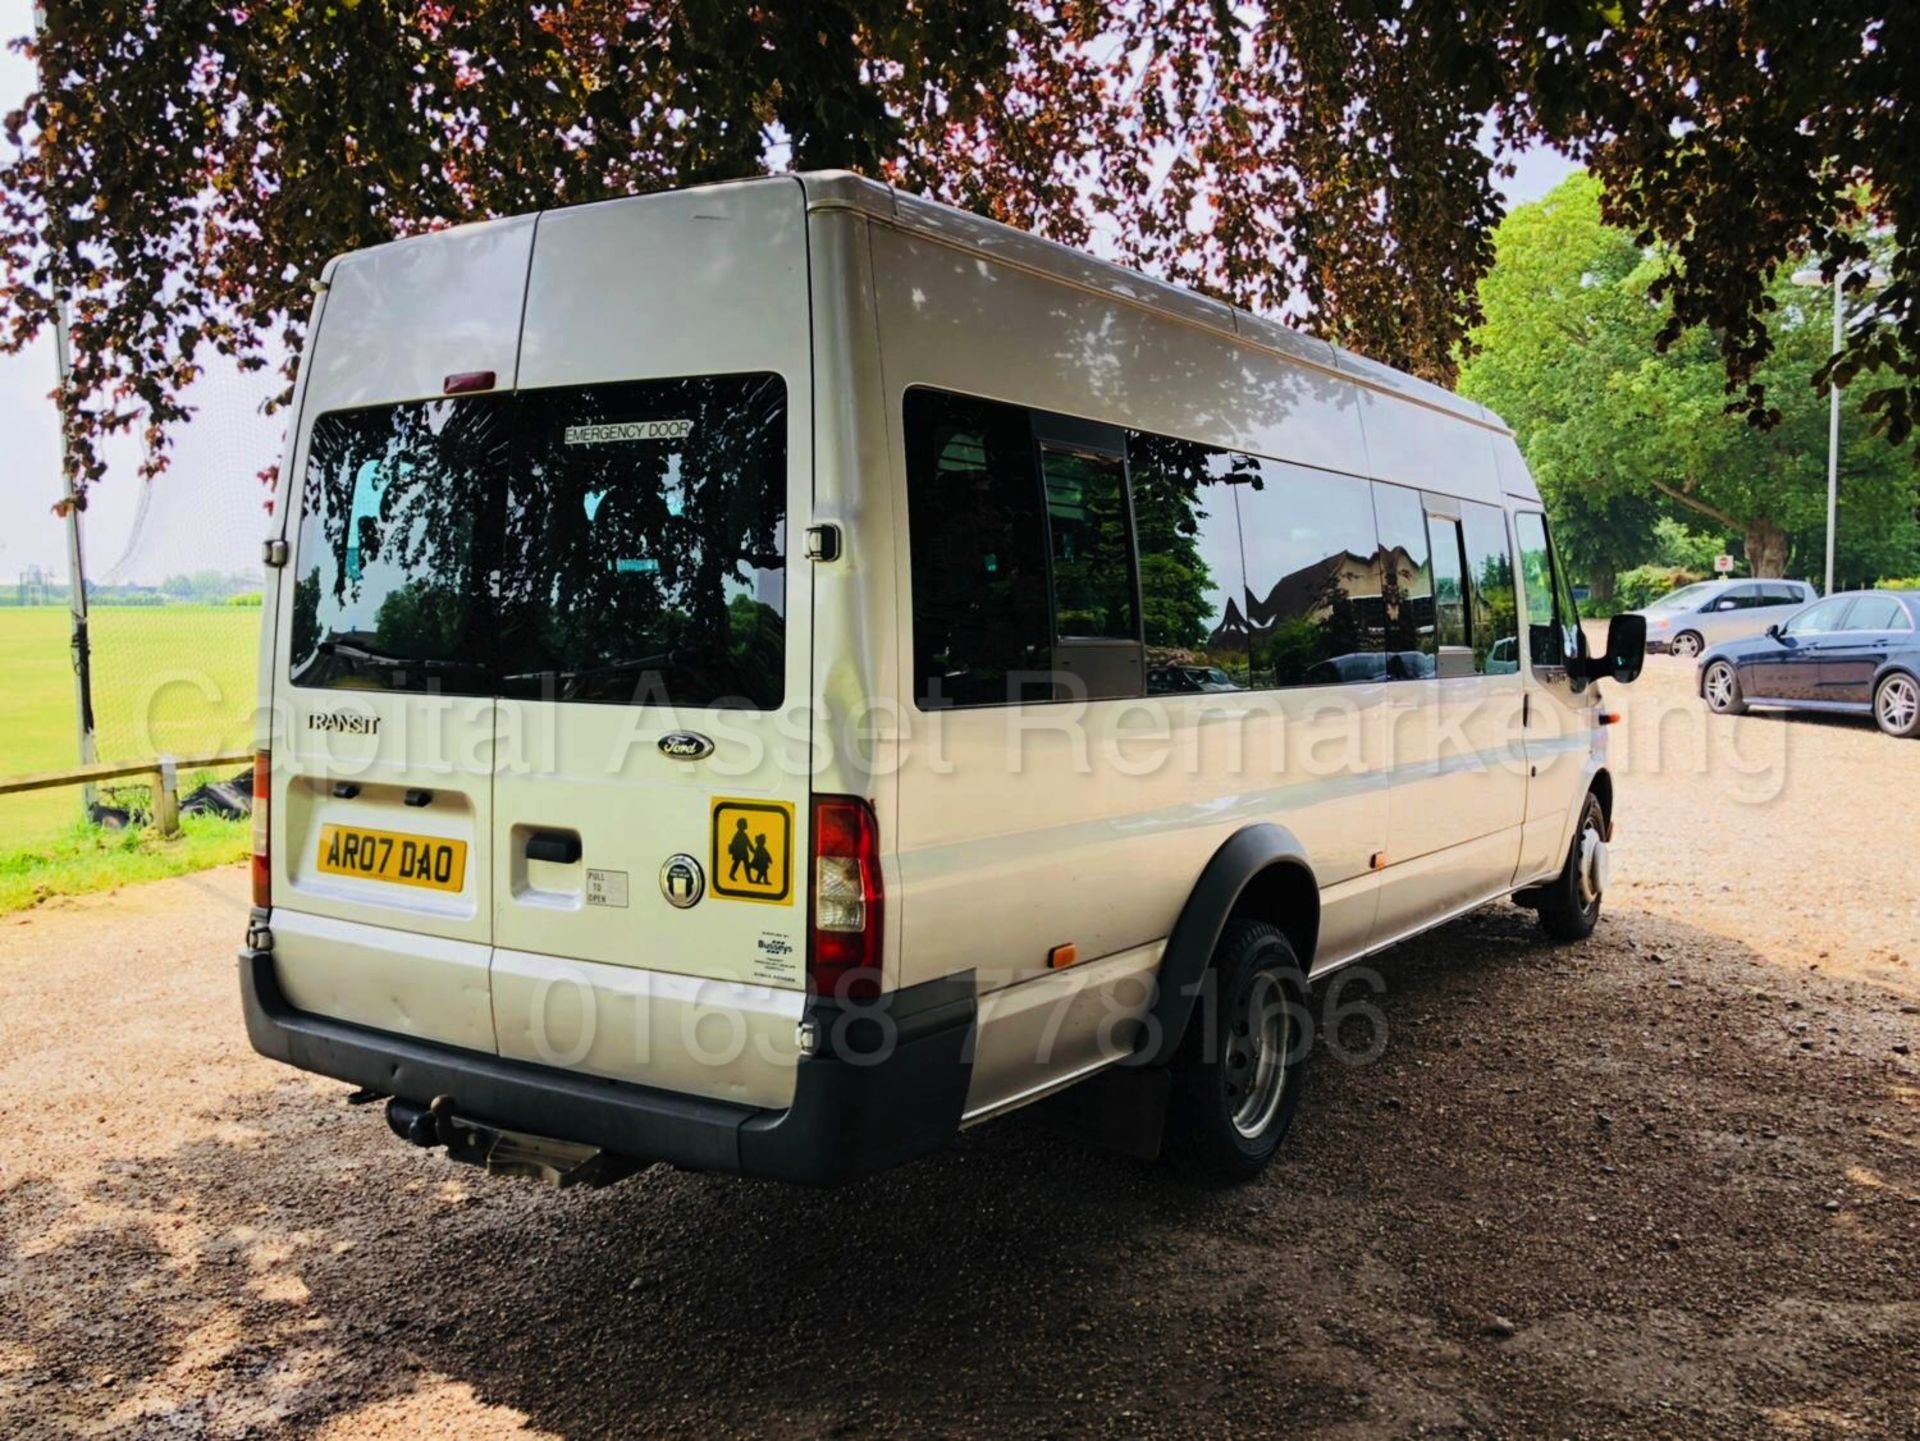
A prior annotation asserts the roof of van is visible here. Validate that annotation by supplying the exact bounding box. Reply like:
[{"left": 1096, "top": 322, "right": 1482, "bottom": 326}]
[{"left": 793, "top": 170, "right": 1509, "bottom": 437}]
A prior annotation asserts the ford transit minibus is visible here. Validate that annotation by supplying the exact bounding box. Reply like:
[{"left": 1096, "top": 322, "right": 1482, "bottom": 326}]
[{"left": 240, "top": 173, "right": 1645, "bottom": 1186}]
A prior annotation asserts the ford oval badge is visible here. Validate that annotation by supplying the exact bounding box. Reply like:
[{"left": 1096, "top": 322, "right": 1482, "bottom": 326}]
[{"left": 657, "top": 731, "right": 714, "bottom": 761}]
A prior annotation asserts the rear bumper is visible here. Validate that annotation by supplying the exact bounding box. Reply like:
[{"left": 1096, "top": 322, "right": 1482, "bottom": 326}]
[{"left": 239, "top": 947, "right": 976, "bottom": 1186}]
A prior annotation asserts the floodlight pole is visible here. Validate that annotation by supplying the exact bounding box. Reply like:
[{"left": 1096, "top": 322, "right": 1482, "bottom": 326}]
[{"left": 34, "top": 2, "right": 100, "bottom": 812}]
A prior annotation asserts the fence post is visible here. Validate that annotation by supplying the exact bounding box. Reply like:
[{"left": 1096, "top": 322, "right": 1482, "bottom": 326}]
[{"left": 152, "top": 755, "right": 181, "bottom": 838}]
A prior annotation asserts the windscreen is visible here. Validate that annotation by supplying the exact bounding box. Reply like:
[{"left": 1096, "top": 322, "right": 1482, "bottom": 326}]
[{"left": 288, "top": 374, "right": 788, "bottom": 709}]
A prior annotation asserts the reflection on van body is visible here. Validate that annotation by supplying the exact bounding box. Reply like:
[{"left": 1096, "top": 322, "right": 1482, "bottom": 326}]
[{"left": 241, "top": 173, "right": 1642, "bottom": 1189}]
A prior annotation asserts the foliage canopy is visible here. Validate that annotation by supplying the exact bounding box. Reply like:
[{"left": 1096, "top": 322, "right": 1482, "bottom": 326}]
[
  {"left": 2, "top": 3, "right": 1915, "bottom": 500},
  {"left": 1460, "top": 174, "right": 1918, "bottom": 585}
]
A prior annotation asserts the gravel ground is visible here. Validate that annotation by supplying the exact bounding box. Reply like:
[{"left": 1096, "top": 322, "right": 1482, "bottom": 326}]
[{"left": 2, "top": 655, "right": 1917, "bottom": 1439}]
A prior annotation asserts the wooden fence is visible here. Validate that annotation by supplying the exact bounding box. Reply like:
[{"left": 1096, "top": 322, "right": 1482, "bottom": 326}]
[{"left": 0, "top": 752, "right": 253, "bottom": 837}]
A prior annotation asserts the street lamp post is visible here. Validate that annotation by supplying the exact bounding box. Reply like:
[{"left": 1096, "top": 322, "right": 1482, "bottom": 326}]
[{"left": 1792, "top": 261, "right": 1889, "bottom": 596}]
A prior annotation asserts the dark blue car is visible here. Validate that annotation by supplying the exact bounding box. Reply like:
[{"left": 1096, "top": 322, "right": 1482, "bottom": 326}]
[{"left": 1697, "top": 589, "right": 1920, "bottom": 737}]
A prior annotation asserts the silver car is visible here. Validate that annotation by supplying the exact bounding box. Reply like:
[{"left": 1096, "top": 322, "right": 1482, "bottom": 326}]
[{"left": 1635, "top": 578, "right": 1819, "bottom": 658}]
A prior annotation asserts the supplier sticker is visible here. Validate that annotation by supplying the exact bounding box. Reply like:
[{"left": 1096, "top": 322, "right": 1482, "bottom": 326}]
[
  {"left": 564, "top": 418, "right": 693, "bottom": 447},
  {"left": 710, "top": 797, "right": 794, "bottom": 905},
  {"left": 752, "top": 930, "right": 803, "bottom": 987},
  {"left": 585, "top": 868, "right": 630, "bottom": 909}
]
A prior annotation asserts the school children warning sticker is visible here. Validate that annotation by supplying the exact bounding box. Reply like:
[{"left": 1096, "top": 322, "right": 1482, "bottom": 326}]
[{"left": 710, "top": 797, "right": 794, "bottom": 905}]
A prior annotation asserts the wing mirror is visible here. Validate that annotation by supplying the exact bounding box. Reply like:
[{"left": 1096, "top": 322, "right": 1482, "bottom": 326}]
[
  {"left": 1572, "top": 613, "right": 1647, "bottom": 684},
  {"left": 1765, "top": 622, "right": 1784, "bottom": 640}
]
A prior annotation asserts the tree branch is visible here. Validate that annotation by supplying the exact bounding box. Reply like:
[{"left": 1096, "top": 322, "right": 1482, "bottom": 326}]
[{"left": 1645, "top": 475, "right": 1744, "bottom": 531}]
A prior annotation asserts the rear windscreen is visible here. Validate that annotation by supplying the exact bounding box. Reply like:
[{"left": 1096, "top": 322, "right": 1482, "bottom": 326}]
[{"left": 289, "top": 373, "right": 787, "bottom": 709}]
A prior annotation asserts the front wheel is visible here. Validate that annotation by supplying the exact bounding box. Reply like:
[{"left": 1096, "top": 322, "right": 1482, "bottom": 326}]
[
  {"left": 1875, "top": 672, "right": 1920, "bottom": 738},
  {"left": 1164, "top": 919, "right": 1308, "bottom": 1181},
  {"left": 1703, "top": 659, "right": 1746, "bottom": 716},
  {"left": 1536, "top": 792, "right": 1608, "bottom": 942},
  {"left": 1671, "top": 630, "right": 1703, "bottom": 659}
]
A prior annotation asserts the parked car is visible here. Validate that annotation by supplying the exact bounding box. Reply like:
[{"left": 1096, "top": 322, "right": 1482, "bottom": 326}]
[
  {"left": 1698, "top": 589, "right": 1920, "bottom": 737},
  {"left": 1636, "top": 577, "right": 1818, "bottom": 657}
]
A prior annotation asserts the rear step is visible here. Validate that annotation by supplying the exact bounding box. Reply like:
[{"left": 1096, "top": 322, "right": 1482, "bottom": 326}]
[{"left": 384, "top": 1096, "right": 634, "bottom": 1189}]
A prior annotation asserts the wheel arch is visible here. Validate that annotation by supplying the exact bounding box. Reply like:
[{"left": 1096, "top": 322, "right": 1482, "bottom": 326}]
[
  {"left": 1589, "top": 767, "right": 1615, "bottom": 834},
  {"left": 1137, "top": 824, "right": 1319, "bottom": 1070}
]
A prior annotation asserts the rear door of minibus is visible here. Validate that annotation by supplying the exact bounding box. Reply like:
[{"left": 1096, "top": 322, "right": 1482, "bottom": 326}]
[
  {"left": 488, "top": 183, "right": 817, "bottom": 1112},
  {"left": 267, "top": 218, "right": 534, "bottom": 1053}
]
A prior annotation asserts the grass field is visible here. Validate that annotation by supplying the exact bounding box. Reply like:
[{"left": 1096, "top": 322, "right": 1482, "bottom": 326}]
[
  {"left": 0, "top": 605, "right": 259, "bottom": 844},
  {"left": 0, "top": 813, "right": 251, "bottom": 916}
]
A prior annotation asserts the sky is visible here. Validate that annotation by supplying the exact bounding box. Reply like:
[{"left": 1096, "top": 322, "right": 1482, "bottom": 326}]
[{"left": 0, "top": 0, "right": 1577, "bottom": 587}]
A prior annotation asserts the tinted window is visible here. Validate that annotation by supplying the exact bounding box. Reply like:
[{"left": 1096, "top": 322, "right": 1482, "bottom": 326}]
[
  {"left": 290, "top": 398, "right": 505, "bottom": 696},
  {"left": 1125, "top": 432, "right": 1253, "bottom": 693},
  {"left": 1461, "top": 501, "right": 1519, "bottom": 674},
  {"left": 1372, "top": 483, "right": 1435, "bottom": 677},
  {"left": 1724, "top": 585, "right": 1767, "bottom": 610},
  {"left": 905, "top": 389, "right": 1054, "bottom": 708},
  {"left": 1844, "top": 594, "right": 1907, "bottom": 631},
  {"left": 1784, "top": 596, "right": 1852, "bottom": 635},
  {"left": 1238, "top": 462, "right": 1383, "bottom": 687},
  {"left": 1039, "top": 441, "right": 1137, "bottom": 640},
  {"left": 497, "top": 374, "right": 787, "bottom": 708},
  {"left": 1759, "top": 584, "right": 1802, "bottom": 606},
  {"left": 1515, "top": 511, "right": 1581, "bottom": 679},
  {"left": 1427, "top": 513, "right": 1470, "bottom": 674}
]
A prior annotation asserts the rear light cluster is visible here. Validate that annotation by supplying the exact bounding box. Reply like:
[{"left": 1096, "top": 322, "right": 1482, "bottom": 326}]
[
  {"left": 808, "top": 794, "right": 883, "bottom": 999},
  {"left": 251, "top": 749, "right": 271, "bottom": 909}
]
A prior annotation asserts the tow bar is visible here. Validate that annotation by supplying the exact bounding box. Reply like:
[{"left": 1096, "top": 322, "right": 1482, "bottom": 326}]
[{"left": 383, "top": 1095, "right": 628, "bottom": 1189}]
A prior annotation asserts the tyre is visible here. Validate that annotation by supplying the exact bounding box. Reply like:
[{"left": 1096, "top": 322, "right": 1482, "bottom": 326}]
[
  {"left": 1536, "top": 792, "right": 1608, "bottom": 942},
  {"left": 1702, "top": 659, "right": 1746, "bottom": 716},
  {"left": 1671, "top": 630, "right": 1703, "bottom": 659},
  {"left": 1875, "top": 671, "right": 1920, "bottom": 738},
  {"left": 1164, "top": 919, "right": 1308, "bottom": 1181}
]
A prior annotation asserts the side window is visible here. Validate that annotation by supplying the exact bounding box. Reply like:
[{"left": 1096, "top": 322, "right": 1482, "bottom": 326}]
[
  {"left": 1037, "top": 436, "right": 1137, "bottom": 641},
  {"left": 1370, "top": 483, "right": 1435, "bottom": 678},
  {"left": 1125, "top": 432, "right": 1253, "bottom": 694},
  {"left": 1425, "top": 511, "right": 1471, "bottom": 677},
  {"left": 1237, "top": 462, "right": 1384, "bottom": 686},
  {"left": 1783, "top": 597, "right": 1853, "bottom": 635},
  {"left": 904, "top": 388, "right": 1054, "bottom": 708},
  {"left": 1514, "top": 511, "right": 1582, "bottom": 683},
  {"left": 1461, "top": 501, "right": 1519, "bottom": 674},
  {"left": 1843, "top": 594, "right": 1905, "bottom": 632}
]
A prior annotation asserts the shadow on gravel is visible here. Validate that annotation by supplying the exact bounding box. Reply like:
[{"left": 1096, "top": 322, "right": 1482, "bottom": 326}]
[{"left": 5, "top": 903, "right": 1917, "bottom": 1438}]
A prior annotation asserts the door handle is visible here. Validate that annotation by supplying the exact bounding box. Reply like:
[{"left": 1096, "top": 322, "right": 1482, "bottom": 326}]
[{"left": 526, "top": 831, "right": 582, "bottom": 864}]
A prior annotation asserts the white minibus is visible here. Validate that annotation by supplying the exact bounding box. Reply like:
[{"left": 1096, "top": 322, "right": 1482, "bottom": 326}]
[{"left": 240, "top": 173, "right": 1646, "bottom": 1186}]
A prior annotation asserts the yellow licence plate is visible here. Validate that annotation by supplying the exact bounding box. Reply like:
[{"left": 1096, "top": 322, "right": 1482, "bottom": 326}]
[{"left": 316, "top": 824, "right": 468, "bottom": 893}]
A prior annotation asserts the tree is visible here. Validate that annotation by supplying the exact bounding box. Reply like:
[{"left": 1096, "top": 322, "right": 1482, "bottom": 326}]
[
  {"left": 1460, "top": 174, "right": 1919, "bottom": 583},
  {"left": 3, "top": 4, "right": 1917, "bottom": 503}
]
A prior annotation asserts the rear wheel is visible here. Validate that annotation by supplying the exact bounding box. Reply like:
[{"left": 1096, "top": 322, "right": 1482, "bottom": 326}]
[
  {"left": 1875, "top": 672, "right": 1920, "bottom": 738},
  {"left": 1671, "top": 630, "right": 1703, "bottom": 659},
  {"left": 1536, "top": 792, "right": 1608, "bottom": 942},
  {"left": 1164, "top": 919, "right": 1308, "bottom": 1181},
  {"left": 1703, "top": 660, "right": 1746, "bottom": 716}
]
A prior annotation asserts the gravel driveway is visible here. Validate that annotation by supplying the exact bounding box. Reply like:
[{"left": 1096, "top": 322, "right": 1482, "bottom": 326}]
[{"left": 3, "top": 657, "right": 1917, "bottom": 1438}]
